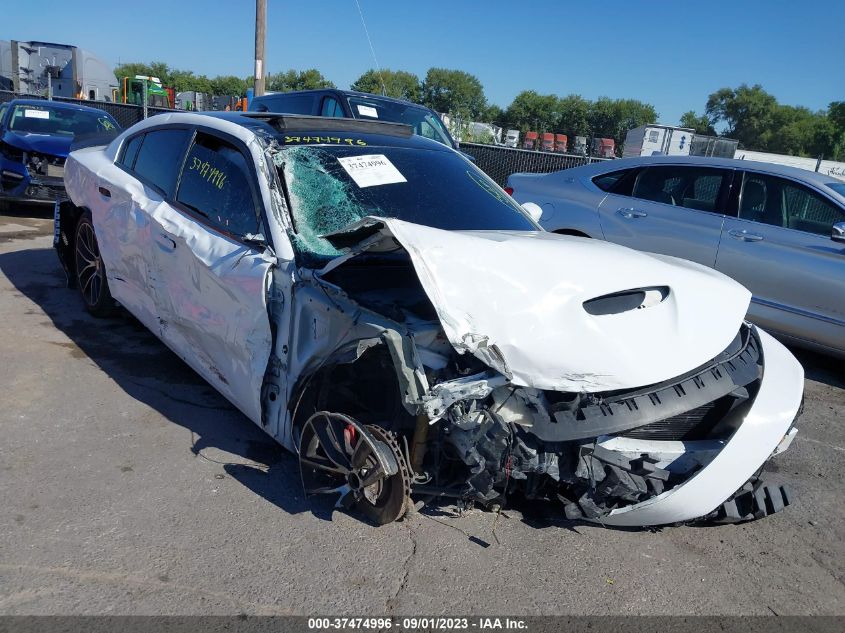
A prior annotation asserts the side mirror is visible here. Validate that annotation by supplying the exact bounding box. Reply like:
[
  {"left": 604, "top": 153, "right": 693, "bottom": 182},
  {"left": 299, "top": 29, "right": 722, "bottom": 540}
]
[
  {"left": 521, "top": 202, "right": 543, "bottom": 223},
  {"left": 833, "top": 222, "right": 845, "bottom": 244}
]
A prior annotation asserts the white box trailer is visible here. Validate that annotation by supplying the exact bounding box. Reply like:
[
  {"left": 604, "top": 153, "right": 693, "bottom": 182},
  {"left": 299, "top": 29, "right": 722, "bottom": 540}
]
[
  {"left": 623, "top": 125, "right": 695, "bottom": 158},
  {"left": 734, "top": 149, "right": 845, "bottom": 182}
]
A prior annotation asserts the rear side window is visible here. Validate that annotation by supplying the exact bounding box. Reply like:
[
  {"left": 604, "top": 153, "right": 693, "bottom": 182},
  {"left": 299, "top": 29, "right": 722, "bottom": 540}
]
[
  {"left": 633, "top": 166, "right": 729, "bottom": 212},
  {"left": 176, "top": 132, "right": 260, "bottom": 238},
  {"left": 132, "top": 128, "right": 191, "bottom": 196},
  {"left": 119, "top": 134, "right": 144, "bottom": 169},
  {"left": 320, "top": 97, "right": 344, "bottom": 117},
  {"left": 592, "top": 169, "right": 631, "bottom": 192}
]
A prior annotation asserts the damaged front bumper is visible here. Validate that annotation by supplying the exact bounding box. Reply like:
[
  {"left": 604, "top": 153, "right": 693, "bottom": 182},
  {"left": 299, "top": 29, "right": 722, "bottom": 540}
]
[
  {"left": 576, "top": 328, "right": 803, "bottom": 526},
  {"left": 413, "top": 325, "right": 803, "bottom": 527}
]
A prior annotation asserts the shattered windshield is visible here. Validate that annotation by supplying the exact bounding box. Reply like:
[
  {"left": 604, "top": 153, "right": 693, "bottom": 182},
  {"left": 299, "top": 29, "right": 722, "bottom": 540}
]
[{"left": 276, "top": 143, "right": 535, "bottom": 260}]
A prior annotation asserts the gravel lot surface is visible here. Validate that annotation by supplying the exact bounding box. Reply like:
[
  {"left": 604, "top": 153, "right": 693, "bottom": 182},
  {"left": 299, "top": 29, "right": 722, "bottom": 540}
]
[{"left": 1, "top": 209, "right": 843, "bottom": 615}]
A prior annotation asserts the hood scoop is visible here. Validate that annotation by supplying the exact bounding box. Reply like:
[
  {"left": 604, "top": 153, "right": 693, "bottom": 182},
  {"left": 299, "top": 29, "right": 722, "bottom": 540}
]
[{"left": 583, "top": 286, "right": 669, "bottom": 316}]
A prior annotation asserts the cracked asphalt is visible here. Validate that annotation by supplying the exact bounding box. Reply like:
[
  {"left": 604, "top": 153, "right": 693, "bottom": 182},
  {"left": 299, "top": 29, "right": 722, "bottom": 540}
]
[{"left": 1, "top": 209, "right": 843, "bottom": 615}]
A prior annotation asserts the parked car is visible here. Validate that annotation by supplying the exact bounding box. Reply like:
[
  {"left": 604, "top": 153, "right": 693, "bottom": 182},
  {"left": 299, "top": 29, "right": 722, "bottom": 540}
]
[
  {"left": 0, "top": 99, "right": 119, "bottom": 206},
  {"left": 56, "top": 112, "right": 803, "bottom": 527},
  {"left": 249, "top": 89, "right": 459, "bottom": 150},
  {"left": 508, "top": 155, "right": 845, "bottom": 358}
]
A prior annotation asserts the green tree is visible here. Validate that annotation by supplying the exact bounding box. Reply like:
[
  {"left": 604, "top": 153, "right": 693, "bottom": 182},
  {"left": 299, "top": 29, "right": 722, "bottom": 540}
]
[
  {"left": 557, "top": 95, "right": 591, "bottom": 137},
  {"left": 705, "top": 84, "right": 778, "bottom": 148},
  {"left": 504, "top": 90, "right": 560, "bottom": 133},
  {"left": 679, "top": 110, "right": 716, "bottom": 135},
  {"left": 210, "top": 75, "right": 251, "bottom": 97},
  {"left": 266, "top": 68, "right": 335, "bottom": 92},
  {"left": 826, "top": 101, "right": 845, "bottom": 160},
  {"left": 481, "top": 103, "right": 505, "bottom": 125},
  {"left": 587, "top": 97, "right": 618, "bottom": 140},
  {"left": 421, "top": 68, "right": 487, "bottom": 119},
  {"left": 586, "top": 98, "right": 656, "bottom": 152},
  {"left": 350, "top": 69, "right": 421, "bottom": 102},
  {"left": 114, "top": 61, "right": 171, "bottom": 84}
]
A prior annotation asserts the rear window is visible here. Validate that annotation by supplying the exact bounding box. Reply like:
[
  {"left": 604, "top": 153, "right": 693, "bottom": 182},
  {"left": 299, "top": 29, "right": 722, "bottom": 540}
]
[
  {"left": 132, "top": 128, "right": 191, "bottom": 196},
  {"left": 251, "top": 94, "right": 315, "bottom": 114}
]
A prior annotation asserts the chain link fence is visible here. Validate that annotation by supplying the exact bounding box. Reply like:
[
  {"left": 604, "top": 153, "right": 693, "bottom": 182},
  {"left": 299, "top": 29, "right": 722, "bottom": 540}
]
[
  {"left": 0, "top": 90, "right": 175, "bottom": 129},
  {"left": 460, "top": 142, "right": 609, "bottom": 187}
]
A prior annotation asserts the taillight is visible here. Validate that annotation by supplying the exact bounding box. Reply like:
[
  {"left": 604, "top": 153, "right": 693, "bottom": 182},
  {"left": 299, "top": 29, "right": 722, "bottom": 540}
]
[{"left": 504, "top": 186, "right": 514, "bottom": 196}]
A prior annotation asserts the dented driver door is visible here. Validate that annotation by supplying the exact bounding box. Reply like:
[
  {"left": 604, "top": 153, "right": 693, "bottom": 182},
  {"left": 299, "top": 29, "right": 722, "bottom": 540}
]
[{"left": 147, "top": 129, "right": 275, "bottom": 425}]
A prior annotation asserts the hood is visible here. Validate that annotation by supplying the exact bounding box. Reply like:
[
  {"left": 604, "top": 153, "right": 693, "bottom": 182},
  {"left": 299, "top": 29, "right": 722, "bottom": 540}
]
[
  {"left": 323, "top": 217, "right": 752, "bottom": 393},
  {"left": 3, "top": 131, "right": 73, "bottom": 158}
]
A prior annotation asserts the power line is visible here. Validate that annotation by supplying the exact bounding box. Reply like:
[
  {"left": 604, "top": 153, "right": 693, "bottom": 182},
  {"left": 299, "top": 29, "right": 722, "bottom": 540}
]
[{"left": 353, "top": 0, "right": 386, "bottom": 95}]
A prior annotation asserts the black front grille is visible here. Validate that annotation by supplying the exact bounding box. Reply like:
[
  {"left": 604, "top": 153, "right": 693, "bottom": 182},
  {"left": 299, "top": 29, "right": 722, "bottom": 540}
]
[{"left": 622, "top": 395, "right": 735, "bottom": 441}]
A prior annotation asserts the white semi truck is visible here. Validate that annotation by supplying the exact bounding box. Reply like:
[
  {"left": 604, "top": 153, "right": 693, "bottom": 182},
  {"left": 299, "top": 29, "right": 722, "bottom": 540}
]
[{"left": 0, "top": 40, "right": 118, "bottom": 101}]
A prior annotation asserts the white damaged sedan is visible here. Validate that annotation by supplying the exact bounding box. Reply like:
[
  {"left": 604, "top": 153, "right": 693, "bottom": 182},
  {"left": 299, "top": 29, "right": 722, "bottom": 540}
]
[{"left": 56, "top": 112, "right": 804, "bottom": 526}]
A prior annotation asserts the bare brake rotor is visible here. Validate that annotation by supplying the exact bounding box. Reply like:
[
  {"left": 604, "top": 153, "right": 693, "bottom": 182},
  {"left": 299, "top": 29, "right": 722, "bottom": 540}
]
[{"left": 298, "top": 411, "right": 411, "bottom": 525}]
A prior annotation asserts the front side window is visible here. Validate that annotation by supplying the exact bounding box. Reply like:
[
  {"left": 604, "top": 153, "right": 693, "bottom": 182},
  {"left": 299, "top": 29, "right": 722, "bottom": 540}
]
[
  {"left": 0, "top": 104, "right": 8, "bottom": 127},
  {"left": 176, "top": 132, "right": 260, "bottom": 238},
  {"left": 633, "top": 166, "right": 729, "bottom": 212},
  {"left": 739, "top": 172, "right": 844, "bottom": 235},
  {"left": 132, "top": 128, "right": 191, "bottom": 196}
]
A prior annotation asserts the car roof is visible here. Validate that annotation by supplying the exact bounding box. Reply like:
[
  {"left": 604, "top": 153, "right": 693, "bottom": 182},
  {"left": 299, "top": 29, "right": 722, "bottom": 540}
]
[
  {"left": 587, "top": 154, "right": 842, "bottom": 188},
  {"left": 121, "top": 111, "right": 454, "bottom": 153},
  {"left": 5, "top": 98, "right": 116, "bottom": 116},
  {"left": 251, "top": 89, "right": 426, "bottom": 109}
]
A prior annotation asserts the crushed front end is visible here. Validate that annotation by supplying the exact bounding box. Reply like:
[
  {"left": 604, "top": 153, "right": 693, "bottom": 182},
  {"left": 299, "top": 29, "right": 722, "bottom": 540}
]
[
  {"left": 410, "top": 323, "right": 802, "bottom": 525},
  {"left": 278, "top": 185, "right": 804, "bottom": 528},
  {"left": 0, "top": 142, "right": 67, "bottom": 204}
]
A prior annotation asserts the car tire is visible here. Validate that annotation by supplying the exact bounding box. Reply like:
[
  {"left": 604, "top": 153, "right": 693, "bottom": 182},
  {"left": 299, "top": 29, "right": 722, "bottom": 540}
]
[{"left": 74, "top": 211, "right": 115, "bottom": 317}]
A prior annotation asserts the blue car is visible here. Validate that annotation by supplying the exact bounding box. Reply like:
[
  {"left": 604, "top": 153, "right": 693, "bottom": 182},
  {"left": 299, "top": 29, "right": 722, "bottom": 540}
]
[{"left": 0, "top": 99, "right": 120, "bottom": 206}]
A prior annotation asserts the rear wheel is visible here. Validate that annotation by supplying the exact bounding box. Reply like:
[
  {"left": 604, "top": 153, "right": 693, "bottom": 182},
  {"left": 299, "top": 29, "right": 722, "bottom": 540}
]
[{"left": 74, "top": 211, "right": 115, "bottom": 317}]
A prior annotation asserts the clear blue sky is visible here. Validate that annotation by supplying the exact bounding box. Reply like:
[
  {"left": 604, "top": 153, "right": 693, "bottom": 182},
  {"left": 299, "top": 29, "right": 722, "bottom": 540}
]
[{"left": 6, "top": 0, "right": 843, "bottom": 124}]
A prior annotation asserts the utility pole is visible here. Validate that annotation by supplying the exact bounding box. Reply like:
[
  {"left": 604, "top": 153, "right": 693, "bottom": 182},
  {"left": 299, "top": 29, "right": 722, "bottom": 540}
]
[{"left": 254, "top": 0, "right": 266, "bottom": 97}]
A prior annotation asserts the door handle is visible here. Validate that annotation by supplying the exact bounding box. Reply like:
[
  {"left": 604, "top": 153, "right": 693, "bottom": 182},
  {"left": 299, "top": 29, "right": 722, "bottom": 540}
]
[
  {"left": 98, "top": 186, "right": 111, "bottom": 198},
  {"left": 617, "top": 207, "right": 648, "bottom": 219},
  {"left": 155, "top": 233, "right": 176, "bottom": 252},
  {"left": 728, "top": 229, "right": 764, "bottom": 242}
]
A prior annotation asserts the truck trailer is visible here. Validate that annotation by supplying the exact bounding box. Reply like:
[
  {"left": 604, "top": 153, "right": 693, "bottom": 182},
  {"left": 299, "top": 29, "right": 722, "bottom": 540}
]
[
  {"left": 623, "top": 124, "right": 695, "bottom": 158},
  {"left": 0, "top": 40, "right": 118, "bottom": 101}
]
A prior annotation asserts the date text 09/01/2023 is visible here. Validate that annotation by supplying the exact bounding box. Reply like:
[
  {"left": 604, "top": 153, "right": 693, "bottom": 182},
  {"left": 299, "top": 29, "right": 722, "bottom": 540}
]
[{"left": 307, "top": 617, "right": 529, "bottom": 630}]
